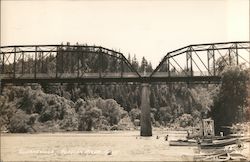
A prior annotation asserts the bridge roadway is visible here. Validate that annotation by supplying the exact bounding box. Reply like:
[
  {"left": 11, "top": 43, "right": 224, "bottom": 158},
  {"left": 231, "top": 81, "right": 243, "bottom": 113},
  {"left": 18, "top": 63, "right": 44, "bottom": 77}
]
[{"left": 0, "top": 72, "right": 221, "bottom": 84}]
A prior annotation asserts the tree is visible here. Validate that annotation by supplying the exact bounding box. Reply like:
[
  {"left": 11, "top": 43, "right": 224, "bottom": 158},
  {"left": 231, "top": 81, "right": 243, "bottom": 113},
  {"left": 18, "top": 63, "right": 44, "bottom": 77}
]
[
  {"left": 77, "top": 99, "right": 102, "bottom": 131},
  {"left": 176, "top": 113, "right": 194, "bottom": 128},
  {"left": 139, "top": 56, "right": 148, "bottom": 73},
  {"left": 127, "top": 54, "right": 131, "bottom": 64},
  {"left": 147, "top": 62, "right": 153, "bottom": 72},
  {"left": 9, "top": 110, "right": 31, "bottom": 133},
  {"left": 131, "top": 54, "right": 139, "bottom": 71},
  {"left": 158, "top": 106, "right": 172, "bottom": 126},
  {"left": 0, "top": 95, "right": 15, "bottom": 131},
  {"left": 100, "top": 99, "right": 127, "bottom": 126},
  {"left": 85, "top": 107, "right": 102, "bottom": 131},
  {"left": 215, "top": 55, "right": 237, "bottom": 75},
  {"left": 211, "top": 66, "right": 249, "bottom": 135}
]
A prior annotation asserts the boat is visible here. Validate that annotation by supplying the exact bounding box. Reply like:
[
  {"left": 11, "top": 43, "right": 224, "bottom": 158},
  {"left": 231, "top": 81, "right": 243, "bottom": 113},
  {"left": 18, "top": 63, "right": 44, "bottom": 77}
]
[
  {"left": 200, "top": 138, "right": 239, "bottom": 148},
  {"left": 169, "top": 139, "right": 197, "bottom": 146},
  {"left": 194, "top": 149, "right": 233, "bottom": 161},
  {"left": 239, "top": 136, "right": 250, "bottom": 142}
]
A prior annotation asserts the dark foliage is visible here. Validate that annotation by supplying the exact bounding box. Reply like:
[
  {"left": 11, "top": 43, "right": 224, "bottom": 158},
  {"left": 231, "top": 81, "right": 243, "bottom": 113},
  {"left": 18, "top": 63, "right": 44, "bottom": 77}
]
[{"left": 211, "top": 66, "right": 249, "bottom": 135}]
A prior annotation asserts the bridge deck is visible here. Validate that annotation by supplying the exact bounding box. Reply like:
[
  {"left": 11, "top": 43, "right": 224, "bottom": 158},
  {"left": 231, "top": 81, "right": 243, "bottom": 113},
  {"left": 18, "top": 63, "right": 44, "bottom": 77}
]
[{"left": 0, "top": 72, "right": 221, "bottom": 84}]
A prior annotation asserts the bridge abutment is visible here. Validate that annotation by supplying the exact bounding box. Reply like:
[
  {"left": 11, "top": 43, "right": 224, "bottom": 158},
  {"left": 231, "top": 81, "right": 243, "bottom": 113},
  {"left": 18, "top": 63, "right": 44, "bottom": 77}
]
[{"left": 140, "top": 83, "right": 152, "bottom": 136}]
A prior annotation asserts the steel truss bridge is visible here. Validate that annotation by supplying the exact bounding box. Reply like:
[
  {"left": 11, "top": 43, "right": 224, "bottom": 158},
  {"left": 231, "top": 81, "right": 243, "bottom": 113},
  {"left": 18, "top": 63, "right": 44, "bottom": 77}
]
[
  {"left": 1, "top": 41, "right": 250, "bottom": 136},
  {"left": 0, "top": 41, "right": 249, "bottom": 86}
]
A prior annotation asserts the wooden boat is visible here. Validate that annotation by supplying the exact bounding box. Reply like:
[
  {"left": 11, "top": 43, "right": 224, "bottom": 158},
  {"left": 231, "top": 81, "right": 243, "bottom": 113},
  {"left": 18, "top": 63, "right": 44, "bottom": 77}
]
[
  {"left": 188, "top": 135, "right": 232, "bottom": 141},
  {"left": 194, "top": 150, "right": 233, "bottom": 161},
  {"left": 200, "top": 138, "right": 239, "bottom": 148},
  {"left": 169, "top": 139, "right": 197, "bottom": 146},
  {"left": 209, "top": 136, "right": 232, "bottom": 140},
  {"left": 239, "top": 136, "right": 250, "bottom": 142}
]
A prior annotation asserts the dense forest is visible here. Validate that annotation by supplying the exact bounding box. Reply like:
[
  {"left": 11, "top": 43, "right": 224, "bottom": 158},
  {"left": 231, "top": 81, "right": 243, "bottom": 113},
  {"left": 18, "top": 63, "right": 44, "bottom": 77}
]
[{"left": 0, "top": 43, "right": 249, "bottom": 133}]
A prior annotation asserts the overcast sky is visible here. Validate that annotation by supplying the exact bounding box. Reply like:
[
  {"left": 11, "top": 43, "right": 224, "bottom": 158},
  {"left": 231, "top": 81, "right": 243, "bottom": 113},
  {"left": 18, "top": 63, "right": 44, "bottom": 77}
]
[{"left": 1, "top": 0, "right": 249, "bottom": 68}]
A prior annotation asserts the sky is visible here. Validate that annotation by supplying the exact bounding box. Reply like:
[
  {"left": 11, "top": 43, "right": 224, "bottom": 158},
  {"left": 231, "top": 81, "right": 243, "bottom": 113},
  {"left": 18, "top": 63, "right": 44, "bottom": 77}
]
[{"left": 1, "top": 0, "right": 249, "bottom": 68}]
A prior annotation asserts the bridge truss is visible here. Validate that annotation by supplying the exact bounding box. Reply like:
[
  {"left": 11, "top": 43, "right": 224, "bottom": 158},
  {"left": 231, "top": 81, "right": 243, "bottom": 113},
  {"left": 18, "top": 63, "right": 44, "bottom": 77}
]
[
  {"left": 151, "top": 41, "right": 250, "bottom": 79},
  {"left": 0, "top": 41, "right": 249, "bottom": 85},
  {"left": 0, "top": 44, "right": 141, "bottom": 84}
]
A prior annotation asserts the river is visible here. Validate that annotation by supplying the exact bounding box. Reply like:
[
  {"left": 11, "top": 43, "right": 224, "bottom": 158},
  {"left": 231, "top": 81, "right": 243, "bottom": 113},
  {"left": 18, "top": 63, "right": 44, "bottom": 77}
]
[{"left": 1, "top": 130, "right": 249, "bottom": 161}]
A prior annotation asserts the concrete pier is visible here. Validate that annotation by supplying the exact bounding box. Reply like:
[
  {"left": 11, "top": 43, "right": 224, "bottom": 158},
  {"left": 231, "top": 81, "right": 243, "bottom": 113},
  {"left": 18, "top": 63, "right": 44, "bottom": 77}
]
[{"left": 140, "top": 83, "right": 152, "bottom": 136}]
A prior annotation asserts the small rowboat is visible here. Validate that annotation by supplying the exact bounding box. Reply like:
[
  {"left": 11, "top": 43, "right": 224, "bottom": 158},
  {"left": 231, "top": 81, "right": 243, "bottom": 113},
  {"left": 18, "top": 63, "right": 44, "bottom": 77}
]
[
  {"left": 194, "top": 150, "right": 233, "bottom": 161},
  {"left": 200, "top": 138, "right": 239, "bottom": 148},
  {"left": 169, "top": 139, "right": 197, "bottom": 146}
]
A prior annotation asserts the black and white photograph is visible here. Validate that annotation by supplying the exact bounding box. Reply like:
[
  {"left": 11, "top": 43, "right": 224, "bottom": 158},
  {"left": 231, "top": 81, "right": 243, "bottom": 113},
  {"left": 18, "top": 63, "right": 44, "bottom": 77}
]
[{"left": 0, "top": 0, "right": 250, "bottom": 161}]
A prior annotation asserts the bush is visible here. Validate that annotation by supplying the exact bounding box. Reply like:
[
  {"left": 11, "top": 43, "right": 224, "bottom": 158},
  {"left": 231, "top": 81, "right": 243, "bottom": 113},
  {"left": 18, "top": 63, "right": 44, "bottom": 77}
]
[
  {"left": 129, "top": 108, "right": 141, "bottom": 125},
  {"left": 59, "top": 108, "right": 78, "bottom": 131},
  {"left": 176, "top": 113, "right": 194, "bottom": 128},
  {"left": 117, "top": 116, "right": 135, "bottom": 130},
  {"left": 9, "top": 110, "right": 31, "bottom": 133},
  {"left": 110, "top": 125, "right": 118, "bottom": 130}
]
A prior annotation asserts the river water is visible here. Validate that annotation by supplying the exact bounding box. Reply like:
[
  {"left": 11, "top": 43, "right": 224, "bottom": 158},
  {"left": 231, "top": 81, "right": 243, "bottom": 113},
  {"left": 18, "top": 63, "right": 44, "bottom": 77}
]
[{"left": 1, "top": 130, "right": 249, "bottom": 161}]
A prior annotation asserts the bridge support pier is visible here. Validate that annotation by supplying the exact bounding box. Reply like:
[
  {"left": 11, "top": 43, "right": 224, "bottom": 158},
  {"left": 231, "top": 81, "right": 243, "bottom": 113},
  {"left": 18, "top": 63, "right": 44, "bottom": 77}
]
[{"left": 140, "top": 83, "right": 152, "bottom": 136}]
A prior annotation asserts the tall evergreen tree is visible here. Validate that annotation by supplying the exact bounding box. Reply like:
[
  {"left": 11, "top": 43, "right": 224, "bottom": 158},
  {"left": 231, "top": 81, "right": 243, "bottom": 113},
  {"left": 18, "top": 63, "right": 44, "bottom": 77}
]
[
  {"left": 131, "top": 54, "right": 139, "bottom": 71},
  {"left": 147, "top": 62, "right": 153, "bottom": 72},
  {"left": 127, "top": 54, "right": 131, "bottom": 64},
  {"left": 140, "top": 56, "right": 148, "bottom": 73}
]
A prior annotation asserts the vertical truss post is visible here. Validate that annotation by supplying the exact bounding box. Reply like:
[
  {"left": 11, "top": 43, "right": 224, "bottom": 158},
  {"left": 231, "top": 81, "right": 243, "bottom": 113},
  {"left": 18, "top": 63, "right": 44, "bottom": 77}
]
[
  {"left": 13, "top": 47, "right": 16, "bottom": 78},
  {"left": 208, "top": 45, "right": 215, "bottom": 76},
  {"left": 2, "top": 53, "right": 4, "bottom": 74},
  {"left": 27, "top": 52, "right": 30, "bottom": 74},
  {"left": 34, "top": 46, "right": 37, "bottom": 79},
  {"left": 70, "top": 48, "right": 73, "bottom": 73},
  {"left": 81, "top": 50, "right": 84, "bottom": 71},
  {"left": 56, "top": 46, "right": 59, "bottom": 78},
  {"left": 228, "top": 48, "right": 232, "bottom": 66},
  {"left": 248, "top": 43, "right": 250, "bottom": 68},
  {"left": 121, "top": 55, "right": 124, "bottom": 78},
  {"left": 22, "top": 51, "right": 24, "bottom": 74},
  {"left": 167, "top": 57, "right": 170, "bottom": 77},
  {"left": 235, "top": 43, "right": 239, "bottom": 65},
  {"left": 190, "top": 48, "right": 193, "bottom": 77},
  {"left": 61, "top": 48, "right": 64, "bottom": 75},
  {"left": 212, "top": 45, "right": 216, "bottom": 76},
  {"left": 187, "top": 47, "right": 193, "bottom": 76},
  {"left": 98, "top": 49, "right": 103, "bottom": 78},
  {"left": 186, "top": 52, "right": 189, "bottom": 74},
  {"left": 77, "top": 50, "right": 80, "bottom": 78},
  {"left": 102, "top": 51, "right": 104, "bottom": 77},
  {"left": 207, "top": 50, "right": 210, "bottom": 76},
  {"left": 41, "top": 51, "right": 44, "bottom": 73}
]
